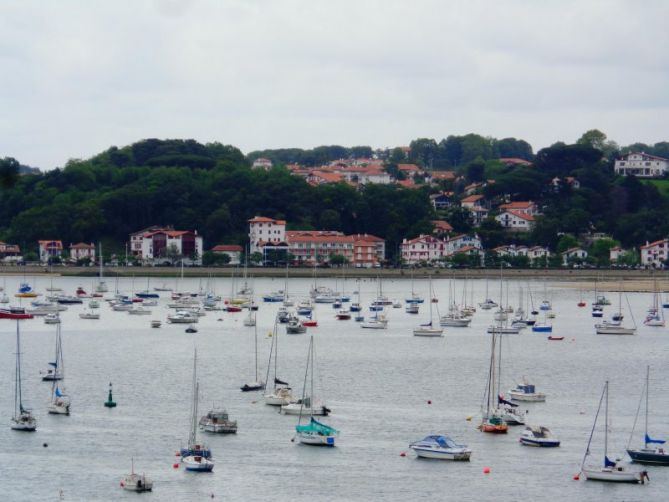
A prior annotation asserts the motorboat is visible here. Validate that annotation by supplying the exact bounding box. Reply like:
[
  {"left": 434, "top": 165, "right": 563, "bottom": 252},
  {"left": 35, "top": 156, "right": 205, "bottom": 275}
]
[
  {"left": 75, "top": 287, "right": 90, "bottom": 298},
  {"left": 263, "top": 291, "right": 285, "bottom": 302},
  {"left": 79, "top": 311, "right": 100, "bottom": 320},
  {"left": 595, "top": 322, "right": 635, "bottom": 335},
  {"left": 478, "top": 299, "right": 498, "bottom": 310},
  {"left": 128, "top": 306, "right": 152, "bottom": 315},
  {"left": 167, "top": 311, "right": 199, "bottom": 324},
  {"left": 199, "top": 408, "right": 237, "bottom": 434},
  {"left": 0, "top": 308, "right": 33, "bottom": 320},
  {"left": 336, "top": 310, "right": 351, "bottom": 320},
  {"left": 531, "top": 323, "right": 552, "bottom": 333},
  {"left": 44, "top": 312, "right": 60, "bottom": 324},
  {"left": 487, "top": 325, "right": 521, "bottom": 334},
  {"left": 281, "top": 396, "right": 330, "bottom": 416},
  {"left": 508, "top": 381, "right": 546, "bottom": 402},
  {"left": 264, "top": 386, "right": 294, "bottom": 406},
  {"left": 409, "top": 435, "right": 472, "bottom": 460},
  {"left": 539, "top": 300, "right": 552, "bottom": 311},
  {"left": 547, "top": 336, "right": 564, "bottom": 341},
  {"left": 121, "top": 459, "right": 153, "bottom": 492},
  {"left": 135, "top": 291, "right": 159, "bottom": 299},
  {"left": 405, "top": 303, "right": 419, "bottom": 314},
  {"left": 286, "top": 317, "right": 307, "bottom": 334},
  {"left": 440, "top": 315, "right": 471, "bottom": 327},
  {"left": 519, "top": 426, "right": 560, "bottom": 447},
  {"left": 361, "top": 314, "right": 388, "bottom": 329}
]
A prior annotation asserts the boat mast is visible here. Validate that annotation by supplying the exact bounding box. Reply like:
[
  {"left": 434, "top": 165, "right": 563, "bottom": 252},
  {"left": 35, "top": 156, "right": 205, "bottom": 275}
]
[
  {"left": 645, "top": 366, "right": 649, "bottom": 447},
  {"left": 188, "top": 349, "right": 197, "bottom": 447},
  {"left": 253, "top": 319, "right": 259, "bottom": 383},
  {"left": 604, "top": 380, "right": 609, "bottom": 468},
  {"left": 580, "top": 381, "right": 607, "bottom": 472},
  {"left": 15, "top": 320, "right": 22, "bottom": 417}
]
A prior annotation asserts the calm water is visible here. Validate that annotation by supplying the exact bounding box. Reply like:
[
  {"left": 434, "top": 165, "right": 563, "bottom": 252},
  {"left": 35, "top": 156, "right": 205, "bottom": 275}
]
[{"left": 1, "top": 275, "right": 668, "bottom": 501}]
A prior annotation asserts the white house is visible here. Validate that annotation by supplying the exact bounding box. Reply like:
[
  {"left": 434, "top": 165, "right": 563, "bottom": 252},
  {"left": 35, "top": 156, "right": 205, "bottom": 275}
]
[
  {"left": 562, "top": 247, "right": 588, "bottom": 266},
  {"left": 527, "top": 246, "right": 551, "bottom": 260},
  {"left": 444, "top": 234, "right": 482, "bottom": 255},
  {"left": 495, "top": 210, "right": 535, "bottom": 231},
  {"left": 401, "top": 235, "right": 446, "bottom": 265},
  {"left": 492, "top": 245, "right": 529, "bottom": 257},
  {"left": 69, "top": 242, "right": 96, "bottom": 262},
  {"left": 211, "top": 244, "right": 243, "bottom": 265},
  {"left": 498, "top": 201, "right": 539, "bottom": 216},
  {"left": 640, "top": 239, "right": 668, "bottom": 268},
  {"left": 248, "top": 216, "right": 287, "bottom": 255},
  {"left": 132, "top": 229, "right": 203, "bottom": 265},
  {"left": 614, "top": 152, "right": 669, "bottom": 178},
  {"left": 252, "top": 158, "right": 273, "bottom": 170},
  {"left": 609, "top": 246, "right": 625, "bottom": 263}
]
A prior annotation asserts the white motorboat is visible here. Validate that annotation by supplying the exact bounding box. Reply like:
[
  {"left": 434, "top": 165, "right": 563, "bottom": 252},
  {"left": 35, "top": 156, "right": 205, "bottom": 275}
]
[
  {"left": 264, "top": 386, "right": 294, "bottom": 406},
  {"left": 44, "top": 312, "right": 61, "bottom": 324},
  {"left": 199, "top": 408, "right": 237, "bottom": 434},
  {"left": 121, "top": 459, "right": 153, "bottom": 492},
  {"left": 413, "top": 325, "right": 444, "bottom": 337},
  {"left": 286, "top": 316, "right": 307, "bottom": 334},
  {"left": 281, "top": 396, "right": 330, "bottom": 416},
  {"left": 128, "top": 306, "right": 152, "bottom": 315},
  {"left": 487, "top": 325, "right": 521, "bottom": 334},
  {"left": 409, "top": 435, "right": 472, "bottom": 460},
  {"left": 167, "top": 311, "right": 199, "bottom": 324},
  {"left": 595, "top": 322, "right": 636, "bottom": 335},
  {"left": 519, "top": 426, "right": 560, "bottom": 447},
  {"left": 508, "top": 381, "right": 546, "bottom": 402},
  {"left": 580, "top": 380, "right": 646, "bottom": 484},
  {"left": 440, "top": 315, "right": 471, "bottom": 327},
  {"left": 11, "top": 320, "right": 36, "bottom": 432},
  {"left": 79, "top": 311, "right": 100, "bottom": 320}
]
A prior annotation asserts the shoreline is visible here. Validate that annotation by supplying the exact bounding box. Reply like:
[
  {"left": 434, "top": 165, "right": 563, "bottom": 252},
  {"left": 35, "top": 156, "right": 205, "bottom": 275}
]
[{"left": 1, "top": 266, "right": 667, "bottom": 292}]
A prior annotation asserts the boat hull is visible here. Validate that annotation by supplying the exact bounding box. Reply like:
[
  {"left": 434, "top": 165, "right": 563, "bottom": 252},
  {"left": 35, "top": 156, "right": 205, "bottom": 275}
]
[
  {"left": 508, "top": 392, "right": 546, "bottom": 402},
  {"left": 182, "top": 456, "right": 214, "bottom": 472},
  {"left": 627, "top": 448, "right": 669, "bottom": 465},
  {"left": 413, "top": 328, "right": 444, "bottom": 337},
  {"left": 582, "top": 467, "right": 641, "bottom": 483},
  {"left": 410, "top": 447, "right": 471, "bottom": 460},
  {"left": 296, "top": 431, "right": 336, "bottom": 446},
  {"left": 519, "top": 437, "right": 560, "bottom": 447}
]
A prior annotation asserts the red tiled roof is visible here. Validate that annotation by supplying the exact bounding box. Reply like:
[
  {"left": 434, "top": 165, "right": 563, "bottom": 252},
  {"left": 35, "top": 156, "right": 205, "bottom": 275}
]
[
  {"left": 403, "top": 235, "right": 442, "bottom": 245},
  {"left": 428, "top": 171, "right": 456, "bottom": 180},
  {"left": 397, "top": 163, "right": 420, "bottom": 172},
  {"left": 505, "top": 210, "right": 535, "bottom": 221},
  {"left": 431, "top": 220, "right": 453, "bottom": 232},
  {"left": 622, "top": 152, "right": 669, "bottom": 162},
  {"left": 309, "top": 171, "right": 344, "bottom": 183},
  {"left": 69, "top": 242, "right": 95, "bottom": 249},
  {"left": 499, "top": 158, "right": 532, "bottom": 166},
  {"left": 212, "top": 245, "right": 243, "bottom": 252},
  {"left": 351, "top": 234, "right": 384, "bottom": 242},
  {"left": 248, "top": 216, "right": 287, "bottom": 225},
  {"left": 499, "top": 201, "right": 534, "bottom": 210},
  {"left": 461, "top": 194, "right": 484, "bottom": 203},
  {"left": 39, "top": 240, "right": 63, "bottom": 248},
  {"left": 640, "top": 239, "right": 668, "bottom": 249}
]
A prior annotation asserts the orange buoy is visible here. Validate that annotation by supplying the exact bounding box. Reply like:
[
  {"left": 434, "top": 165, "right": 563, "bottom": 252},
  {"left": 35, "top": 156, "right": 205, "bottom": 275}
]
[{"left": 483, "top": 467, "right": 491, "bottom": 474}]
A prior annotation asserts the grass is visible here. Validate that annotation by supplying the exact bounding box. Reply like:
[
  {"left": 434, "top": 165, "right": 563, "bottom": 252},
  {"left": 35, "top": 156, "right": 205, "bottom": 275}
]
[{"left": 643, "top": 179, "right": 669, "bottom": 196}]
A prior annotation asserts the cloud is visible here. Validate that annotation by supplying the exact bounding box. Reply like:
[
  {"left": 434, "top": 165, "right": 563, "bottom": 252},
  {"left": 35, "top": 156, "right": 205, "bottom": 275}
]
[{"left": 0, "top": 0, "right": 667, "bottom": 168}]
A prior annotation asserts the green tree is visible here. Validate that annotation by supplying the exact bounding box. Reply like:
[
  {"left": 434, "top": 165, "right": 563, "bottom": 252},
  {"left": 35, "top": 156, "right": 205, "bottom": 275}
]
[
  {"left": 0, "top": 157, "right": 20, "bottom": 189},
  {"left": 328, "top": 254, "right": 349, "bottom": 266},
  {"left": 556, "top": 234, "right": 579, "bottom": 253},
  {"left": 589, "top": 238, "right": 618, "bottom": 267},
  {"left": 249, "top": 252, "right": 263, "bottom": 265}
]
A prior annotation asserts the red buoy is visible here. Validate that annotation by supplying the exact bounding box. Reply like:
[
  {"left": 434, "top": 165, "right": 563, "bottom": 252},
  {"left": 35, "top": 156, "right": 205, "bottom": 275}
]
[
  {"left": 173, "top": 463, "right": 179, "bottom": 469},
  {"left": 120, "top": 481, "right": 124, "bottom": 487},
  {"left": 175, "top": 451, "right": 181, "bottom": 457},
  {"left": 400, "top": 452, "right": 406, "bottom": 457},
  {"left": 573, "top": 474, "right": 580, "bottom": 480},
  {"left": 483, "top": 467, "right": 491, "bottom": 474}
]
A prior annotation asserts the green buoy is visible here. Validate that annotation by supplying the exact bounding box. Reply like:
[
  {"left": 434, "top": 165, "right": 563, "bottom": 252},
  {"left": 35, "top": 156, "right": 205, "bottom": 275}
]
[{"left": 104, "top": 382, "right": 117, "bottom": 408}]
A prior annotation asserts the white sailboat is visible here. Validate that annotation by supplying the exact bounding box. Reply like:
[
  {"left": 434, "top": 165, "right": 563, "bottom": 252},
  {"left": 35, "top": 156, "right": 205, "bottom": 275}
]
[
  {"left": 47, "top": 324, "right": 71, "bottom": 415},
  {"left": 95, "top": 243, "right": 108, "bottom": 293},
  {"left": 121, "top": 458, "right": 153, "bottom": 492},
  {"left": 596, "top": 288, "right": 636, "bottom": 335},
  {"left": 264, "top": 319, "right": 294, "bottom": 405},
  {"left": 413, "top": 277, "right": 443, "bottom": 337},
  {"left": 580, "top": 381, "right": 646, "bottom": 483},
  {"left": 181, "top": 349, "right": 214, "bottom": 472},
  {"left": 293, "top": 336, "right": 338, "bottom": 446},
  {"left": 10, "top": 320, "right": 36, "bottom": 431},
  {"left": 42, "top": 322, "right": 65, "bottom": 381},
  {"left": 644, "top": 279, "right": 665, "bottom": 327}
]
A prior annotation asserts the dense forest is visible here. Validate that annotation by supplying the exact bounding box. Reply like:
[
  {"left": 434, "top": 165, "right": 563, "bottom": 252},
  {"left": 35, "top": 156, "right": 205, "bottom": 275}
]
[{"left": 0, "top": 131, "right": 668, "bottom": 263}]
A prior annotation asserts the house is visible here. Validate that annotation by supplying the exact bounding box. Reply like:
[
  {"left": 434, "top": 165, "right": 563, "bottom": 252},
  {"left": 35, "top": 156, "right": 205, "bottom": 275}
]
[
  {"left": 640, "top": 239, "right": 669, "bottom": 268},
  {"left": 306, "top": 171, "right": 345, "bottom": 185},
  {"left": 427, "top": 170, "right": 456, "bottom": 184},
  {"left": 211, "top": 244, "right": 243, "bottom": 265},
  {"left": 551, "top": 176, "right": 581, "bottom": 191},
  {"left": 609, "top": 246, "right": 625, "bottom": 263},
  {"left": 38, "top": 240, "right": 63, "bottom": 263},
  {"left": 429, "top": 191, "right": 455, "bottom": 210},
  {"left": 130, "top": 226, "right": 169, "bottom": 258},
  {"left": 350, "top": 234, "right": 386, "bottom": 265},
  {"left": 526, "top": 246, "right": 551, "bottom": 261},
  {"left": 614, "top": 152, "right": 669, "bottom": 178},
  {"left": 397, "top": 163, "right": 422, "bottom": 175},
  {"left": 498, "top": 201, "right": 538, "bottom": 216},
  {"left": 444, "top": 234, "right": 482, "bottom": 256},
  {"left": 401, "top": 235, "right": 446, "bottom": 265},
  {"left": 69, "top": 242, "right": 96, "bottom": 262},
  {"left": 495, "top": 210, "right": 535, "bottom": 231},
  {"left": 463, "top": 182, "right": 484, "bottom": 196},
  {"left": 0, "top": 242, "right": 21, "bottom": 263},
  {"left": 431, "top": 220, "right": 453, "bottom": 238},
  {"left": 248, "top": 216, "right": 287, "bottom": 255},
  {"left": 467, "top": 206, "right": 489, "bottom": 226},
  {"left": 131, "top": 229, "right": 203, "bottom": 265},
  {"left": 492, "top": 245, "right": 529, "bottom": 257},
  {"left": 251, "top": 158, "right": 273, "bottom": 170},
  {"left": 461, "top": 194, "right": 486, "bottom": 209},
  {"left": 562, "top": 247, "right": 588, "bottom": 266},
  {"left": 397, "top": 178, "right": 420, "bottom": 189},
  {"left": 499, "top": 158, "right": 532, "bottom": 167}
]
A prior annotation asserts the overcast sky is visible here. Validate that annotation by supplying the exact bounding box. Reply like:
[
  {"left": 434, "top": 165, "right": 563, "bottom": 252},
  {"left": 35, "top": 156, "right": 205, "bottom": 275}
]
[{"left": 1, "top": 0, "right": 667, "bottom": 169}]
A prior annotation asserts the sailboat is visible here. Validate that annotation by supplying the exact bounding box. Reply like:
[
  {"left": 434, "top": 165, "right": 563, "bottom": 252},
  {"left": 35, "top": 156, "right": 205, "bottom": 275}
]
[
  {"left": 263, "top": 319, "right": 294, "bottom": 405},
  {"left": 180, "top": 349, "right": 214, "bottom": 471},
  {"left": 241, "top": 320, "right": 265, "bottom": 392},
  {"left": 120, "top": 458, "right": 153, "bottom": 492},
  {"left": 479, "top": 332, "right": 508, "bottom": 433},
  {"left": 644, "top": 279, "right": 665, "bottom": 327},
  {"left": 293, "top": 336, "right": 338, "bottom": 446},
  {"left": 42, "top": 323, "right": 65, "bottom": 381},
  {"left": 580, "top": 381, "right": 646, "bottom": 483},
  {"left": 10, "top": 320, "right": 36, "bottom": 431},
  {"left": 413, "top": 277, "right": 443, "bottom": 337},
  {"left": 47, "top": 325, "right": 71, "bottom": 415},
  {"left": 495, "top": 335, "right": 525, "bottom": 425},
  {"left": 595, "top": 287, "right": 636, "bottom": 335},
  {"left": 405, "top": 269, "right": 424, "bottom": 304},
  {"left": 282, "top": 337, "right": 331, "bottom": 416},
  {"left": 440, "top": 278, "right": 471, "bottom": 327},
  {"left": 478, "top": 279, "right": 498, "bottom": 310},
  {"left": 95, "top": 243, "right": 108, "bottom": 293},
  {"left": 626, "top": 366, "right": 669, "bottom": 465}
]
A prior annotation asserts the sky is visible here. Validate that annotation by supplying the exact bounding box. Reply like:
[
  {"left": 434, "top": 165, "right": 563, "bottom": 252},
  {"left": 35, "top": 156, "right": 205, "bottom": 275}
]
[{"left": 1, "top": 0, "right": 667, "bottom": 169}]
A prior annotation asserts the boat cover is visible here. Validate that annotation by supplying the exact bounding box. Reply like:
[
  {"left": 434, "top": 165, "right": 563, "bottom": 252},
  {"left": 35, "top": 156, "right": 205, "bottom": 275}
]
[
  {"left": 296, "top": 417, "right": 338, "bottom": 436},
  {"left": 415, "top": 435, "right": 462, "bottom": 448},
  {"left": 646, "top": 434, "right": 666, "bottom": 445}
]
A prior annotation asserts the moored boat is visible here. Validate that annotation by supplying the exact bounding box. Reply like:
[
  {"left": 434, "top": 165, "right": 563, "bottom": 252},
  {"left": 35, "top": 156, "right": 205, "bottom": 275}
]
[
  {"left": 519, "top": 426, "right": 560, "bottom": 447},
  {"left": 409, "top": 435, "right": 472, "bottom": 460}
]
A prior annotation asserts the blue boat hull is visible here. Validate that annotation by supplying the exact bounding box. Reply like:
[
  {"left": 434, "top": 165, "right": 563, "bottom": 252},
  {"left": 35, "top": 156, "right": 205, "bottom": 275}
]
[{"left": 627, "top": 448, "right": 669, "bottom": 465}]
